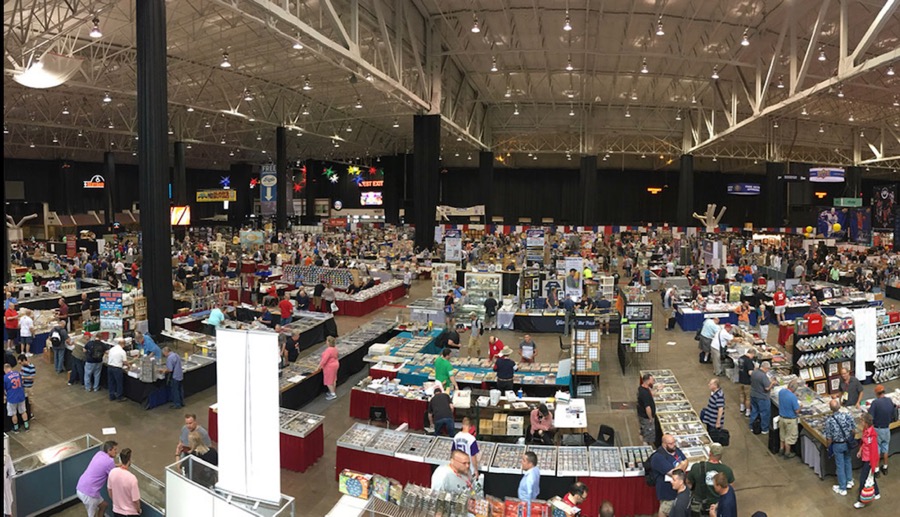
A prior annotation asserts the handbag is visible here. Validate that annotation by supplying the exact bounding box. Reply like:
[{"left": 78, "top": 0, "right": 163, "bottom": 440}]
[
  {"left": 859, "top": 470, "right": 876, "bottom": 504},
  {"left": 709, "top": 427, "right": 730, "bottom": 446},
  {"left": 689, "top": 462, "right": 706, "bottom": 516}
]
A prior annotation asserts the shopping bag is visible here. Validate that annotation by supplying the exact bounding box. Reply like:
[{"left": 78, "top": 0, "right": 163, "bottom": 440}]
[{"left": 330, "top": 302, "right": 339, "bottom": 313}]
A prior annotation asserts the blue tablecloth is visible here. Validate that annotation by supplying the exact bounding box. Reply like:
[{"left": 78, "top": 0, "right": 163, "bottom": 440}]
[{"left": 675, "top": 310, "right": 757, "bottom": 332}]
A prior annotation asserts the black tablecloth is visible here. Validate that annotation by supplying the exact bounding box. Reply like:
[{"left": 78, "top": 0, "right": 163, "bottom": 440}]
[
  {"left": 513, "top": 315, "right": 605, "bottom": 333},
  {"left": 483, "top": 472, "right": 574, "bottom": 501},
  {"left": 887, "top": 285, "right": 900, "bottom": 301}
]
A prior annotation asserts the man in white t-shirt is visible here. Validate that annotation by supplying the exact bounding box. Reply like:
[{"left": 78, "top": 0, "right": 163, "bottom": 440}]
[
  {"left": 114, "top": 260, "right": 126, "bottom": 279},
  {"left": 18, "top": 309, "right": 34, "bottom": 356},
  {"left": 711, "top": 323, "right": 741, "bottom": 377},
  {"left": 431, "top": 449, "right": 473, "bottom": 494},
  {"left": 452, "top": 416, "right": 480, "bottom": 475}
]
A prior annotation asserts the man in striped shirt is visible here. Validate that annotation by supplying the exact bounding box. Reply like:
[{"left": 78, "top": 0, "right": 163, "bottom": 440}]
[
  {"left": 700, "top": 378, "right": 725, "bottom": 434},
  {"left": 17, "top": 354, "right": 36, "bottom": 418}
]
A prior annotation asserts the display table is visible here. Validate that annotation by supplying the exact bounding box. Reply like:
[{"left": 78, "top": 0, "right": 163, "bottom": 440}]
[
  {"left": 675, "top": 304, "right": 757, "bottom": 332},
  {"left": 368, "top": 367, "right": 399, "bottom": 380},
  {"left": 512, "top": 313, "right": 603, "bottom": 333},
  {"left": 335, "top": 446, "right": 433, "bottom": 486},
  {"left": 349, "top": 388, "right": 428, "bottom": 430},
  {"left": 576, "top": 476, "right": 658, "bottom": 517},
  {"left": 336, "top": 283, "right": 407, "bottom": 317}
]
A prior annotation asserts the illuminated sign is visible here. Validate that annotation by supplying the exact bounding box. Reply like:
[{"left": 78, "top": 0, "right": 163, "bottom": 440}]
[
  {"left": 83, "top": 174, "right": 105, "bottom": 189},
  {"left": 809, "top": 167, "right": 845, "bottom": 183},
  {"left": 170, "top": 206, "right": 191, "bottom": 225},
  {"left": 358, "top": 180, "right": 384, "bottom": 188},
  {"left": 196, "top": 189, "right": 237, "bottom": 202},
  {"left": 726, "top": 183, "right": 761, "bottom": 195}
]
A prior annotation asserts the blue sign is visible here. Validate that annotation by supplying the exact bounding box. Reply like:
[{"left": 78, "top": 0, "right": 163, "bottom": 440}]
[
  {"left": 726, "top": 183, "right": 761, "bottom": 195},
  {"left": 809, "top": 167, "right": 845, "bottom": 183},
  {"left": 260, "top": 164, "right": 277, "bottom": 215}
]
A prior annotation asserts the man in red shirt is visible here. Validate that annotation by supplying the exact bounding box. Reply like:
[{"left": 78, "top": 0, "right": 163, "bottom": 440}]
[
  {"left": 278, "top": 294, "right": 294, "bottom": 326},
  {"left": 5, "top": 302, "right": 19, "bottom": 351},
  {"left": 487, "top": 336, "right": 504, "bottom": 361},
  {"left": 561, "top": 481, "right": 589, "bottom": 512},
  {"left": 772, "top": 285, "right": 787, "bottom": 324}
]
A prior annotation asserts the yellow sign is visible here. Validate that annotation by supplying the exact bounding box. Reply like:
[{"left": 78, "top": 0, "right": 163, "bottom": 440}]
[{"left": 196, "top": 189, "right": 236, "bottom": 202}]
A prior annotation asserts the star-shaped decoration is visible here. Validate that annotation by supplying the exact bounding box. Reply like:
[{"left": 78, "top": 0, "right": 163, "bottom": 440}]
[
  {"left": 323, "top": 166, "right": 335, "bottom": 178},
  {"left": 293, "top": 182, "right": 302, "bottom": 192},
  {"left": 300, "top": 165, "right": 307, "bottom": 175},
  {"left": 219, "top": 176, "right": 231, "bottom": 188},
  {"left": 249, "top": 177, "right": 258, "bottom": 188},
  {"left": 352, "top": 175, "right": 364, "bottom": 186},
  {"left": 348, "top": 165, "right": 361, "bottom": 176},
  {"left": 368, "top": 166, "right": 377, "bottom": 176},
  {"left": 329, "top": 174, "right": 339, "bottom": 183}
]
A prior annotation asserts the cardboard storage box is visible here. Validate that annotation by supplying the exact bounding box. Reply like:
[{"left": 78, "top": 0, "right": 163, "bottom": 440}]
[{"left": 507, "top": 416, "right": 524, "bottom": 436}]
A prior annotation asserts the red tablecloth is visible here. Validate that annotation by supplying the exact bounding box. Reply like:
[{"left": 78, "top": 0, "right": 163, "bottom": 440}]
[
  {"left": 208, "top": 407, "right": 218, "bottom": 442},
  {"left": 349, "top": 389, "right": 428, "bottom": 431},
  {"left": 369, "top": 368, "right": 399, "bottom": 381},
  {"left": 336, "top": 285, "right": 407, "bottom": 317},
  {"left": 577, "top": 476, "right": 658, "bottom": 517},
  {"left": 336, "top": 447, "right": 433, "bottom": 486},
  {"left": 778, "top": 324, "right": 794, "bottom": 346},
  {"left": 280, "top": 424, "right": 324, "bottom": 472}
]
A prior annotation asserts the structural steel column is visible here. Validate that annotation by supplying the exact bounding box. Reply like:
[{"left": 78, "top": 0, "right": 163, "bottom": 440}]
[
  {"left": 173, "top": 141, "right": 187, "bottom": 206},
  {"left": 103, "top": 152, "right": 116, "bottom": 227},
  {"left": 479, "top": 151, "right": 494, "bottom": 226},
  {"left": 676, "top": 155, "right": 694, "bottom": 227},
  {"left": 383, "top": 155, "right": 402, "bottom": 225},
  {"left": 765, "top": 162, "right": 786, "bottom": 228},
  {"left": 136, "top": 0, "right": 173, "bottom": 335},
  {"left": 276, "top": 126, "right": 288, "bottom": 231},
  {"left": 304, "top": 160, "right": 317, "bottom": 223},
  {"left": 413, "top": 115, "right": 440, "bottom": 250}
]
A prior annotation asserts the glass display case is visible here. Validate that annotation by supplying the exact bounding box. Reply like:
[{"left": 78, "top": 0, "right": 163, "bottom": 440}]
[{"left": 464, "top": 273, "right": 502, "bottom": 308}]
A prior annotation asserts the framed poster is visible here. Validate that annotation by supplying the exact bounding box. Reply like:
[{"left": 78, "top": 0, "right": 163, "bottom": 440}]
[
  {"left": 814, "top": 381, "right": 827, "bottom": 395},
  {"left": 828, "top": 363, "right": 839, "bottom": 376},
  {"left": 799, "top": 368, "right": 811, "bottom": 381},
  {"left": 829, "top": 378, "right": 841, "bottom": 392},
  {"left": 812, "top": 366, "right": 826, "bottom": 380}
]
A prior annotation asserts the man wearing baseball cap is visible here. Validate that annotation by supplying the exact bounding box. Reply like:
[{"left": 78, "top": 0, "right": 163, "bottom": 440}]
[
  {"left": 686, "top": 443, "right": 734, "bottom": 515},
  {"left": 868, "top": 385, "right": 895, "bottom": 476},
  {"left": 492, "top": 347, "right": 517, "bottom": 393},
  {"left": 711, "top": 323, "right": 741, "bottom": 377}
]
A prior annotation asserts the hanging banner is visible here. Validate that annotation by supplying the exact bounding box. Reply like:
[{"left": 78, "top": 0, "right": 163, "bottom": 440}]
[
  {"left": 563, "top": 256, "right": 584, "bottom": 299},
  {"left": 525, "top": 229, "right": 546, "bottom": 248},
  {"left": 196, "top": 189, "right": 237, "bottom": 202},
  {"left": 848, "top": 207, "right": 872, "bottom": 245},
  {"left": 83, "top": 174, "right": 105, "bottom": 189},
  {"left": 99, "top": 291, "right": 124, "bottom": 333},
  {"left": 816, "top": 207, "right": 848, "bottom": 239},
  {"left": 726, "top": 183, "right": 761, "bottom": 195},
  {"left": 260, "top": 163, "right": 277, "bottom": 215},
  {"left": 66, "top": 235, "right": 77, "bottom": 258},
  {"left": 872, "top": 185, "right": 896, "bottom": 229},
  {"left": 833, "top": 197, "right": 862, "bottom": 207},
  {"left": 239, "top": 230, "right": 265, "bottom": 249},
  {"left": 444, "top": 229, "right": 462, "bottom": 262},
  {"left": 809, "top": 167, "right": 845, "bottom": 183}
]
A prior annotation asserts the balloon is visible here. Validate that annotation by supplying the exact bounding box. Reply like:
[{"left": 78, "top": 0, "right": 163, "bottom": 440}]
[
  {"left": 805, "top": 226, "right": 813, "bottom": 234},
  {"left": 833, "top": 223, "right": 841, "bottom": 232}
]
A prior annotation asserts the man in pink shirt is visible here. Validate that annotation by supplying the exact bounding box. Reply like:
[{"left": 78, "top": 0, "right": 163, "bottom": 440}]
[
  {"left": 76, "top": 441, "right": 118, "bottom": 517},
  {"left": 108, "top": 448, "right": 141, "bottom": 516}
]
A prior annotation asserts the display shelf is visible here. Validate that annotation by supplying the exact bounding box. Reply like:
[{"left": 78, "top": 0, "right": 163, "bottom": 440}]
[
  {"left": 490, "top": 443, "right": 526, "bottom": 474},
  {"left": 281, "top": 412, "right": 325, "bottom": 439},
  {"left": 337, "top": 423, "right": 383, "bottom": 452},
  {"left": 476, "top": 441, "right": 497, "bottom": 473},
  {"left": 365, "top": 429, "right": 407, "bottom": 456},
  {"left": 463, "top": 272, "right": 502, "bottom": 308},
  {"left": 620, "top": 446, "right": 654, "bottom": 477},
  {"left": 431, "top": 263, "right": 457, "bottom": 299},
  {"left": 526, "top": 445, "right": 558, "bottom": 476},
  {"left": 556, "top": 446, "right": 590, "bottom": 477},
  {"left": 422, "top": 436, "right": 454, "bottom": 466},
  {"left": 588, "top": 447, "right": 624, "bottom": 477},
  {"left": 394, "top": 434, "right": 434, "bottom": 463}
]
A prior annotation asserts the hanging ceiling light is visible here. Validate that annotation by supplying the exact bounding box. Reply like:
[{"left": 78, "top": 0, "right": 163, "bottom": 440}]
[
  {"left": 29, "top": 142, "right": 35, "bottom": 148},
  {"left": 491, "top": 56, "right": 498, "bottom": 72},
  {"left": 186, "top": 143, "right": 192, "bottom": 149},
  {"left": 711, "top": 66, "right": 719, "bottom": 80},
  {"left": 567, "top": 153, "right": 572, "bottom": 160},
  {"left": 818, "top": 47, "right": 826, "bottom": 61},
  {"left": 712, "top": 156, "right": 717, "bottom": 162},
  {"left": 569, "top": 106, "right": 575, "bottom": 116},
  {"left": 656, "top": 18, "right": 665, "bottom": 36},
  {"left": 819, "top": 124, "right": 825, "bottom": 133},
  {"left": 243, "top": 88, "right": 253, "bottom": 101},
  {"left": 471, "top": 13, "right": 480, "bottom": 33},
  {"left": 640, "top": 58, "right": 648, "bottom": 74},
  {"left": 533, "top": 154, "right": 538, "bottom": 160},
  {"left": 354, "top": 97, "right": 363, "bottom": 109},
  {"left": 837, "top": 85, "right": 844, "bottom": 98},
  {"left": 220, "top": 136, "right": 226, "bottom": 144},
  {"left": 848, "top": 113, "right": 855, "bottom": 122},
  {"left": 345, "top": 123, "right": 352, "bottom": 132},
  {"left": 89, "top": 17, "right": 102, "bottom": 38},
  {"left": 773, "top": 120, "right": 779, "bottom": 128},
  {"left": 102, "top": 91, "right": 112, "bottom": 103},
  {"left": 625, "top": 108, "right": 631, "bottom": 118},
  {"left": 2, "top": 125, "right": 7, "bottom": 134},
  {"left": 631, "top": 91, "right": 638, "bottom": 101},
  {"left": 640, "top": 153, "right": 646, "bottom": 158},
  {"left": 77, "top": 128, "right": 83, "bottom": 137},
  {"left": 893, "top": 96, "right": 899, "bottom": 107},
  {"left": 204, "top": 120, "right": 212, "bottom": 128},
  {"left": 62, "top": 105, "right": 70, "bottom": 115},
  {"left": 229, "top": 150, "right": 234, "bottom": 156},
  {"left": 563, "top": 11, "right": 573, "bottom": 32},
  {"left": 741, "top": 29, "right": 750, "bottom": 46},
  {"left": 220, "top": 52, "right": 231, "bottom": 68},
  {"left": 888, "top": 65, "right": 895, "bottom": 76},
  {"left": 52, "top": 134, "right": 58, "bottom": 143},
  {"left": 301, "top": 104, "right": 310, "bottom": 115},
  {"left": 468, "top": 153, "right": 473, "bottom": 160},
  {"left": 777, "top": 75, "right": 785, "bottom": 88},
  {"left": 801, "top": 106, "right": 808, "bottom": 116},
  {"left": 566, "top": 55, "right": 574, "bottom": 72},
  {"left": 691, "top": 94, "right": 697, "bottom": 104},
  {"left": 107, "top": 119, "right": 114, "bottom": 129},
  {"left": 392, "top": 118, "right": 400, "bottom": 128},
  {"left": 504, "top": 87, "right": 512, "bottom": 98},
  {"left": 675, "top": 111, "right": 682, "bottom": 121},
  {"left": 513, "top": 104, "right": 520, "bottom": 115},
  {"left": 186, "top": 106, "right": 194, "bottom": 112},
  {"left": 256, "top": 132, "right": 262, "bottom": 140},
  {"left": 302, "top": 76, "right": 312, "bottom": 90},
  {"left": 292, "top": 36, "right": 303, "bottom": 50}
]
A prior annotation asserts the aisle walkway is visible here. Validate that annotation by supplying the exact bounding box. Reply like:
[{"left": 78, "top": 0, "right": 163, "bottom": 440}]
[{"left": 9, "top": 279, "right": 899, "bottom": 517}]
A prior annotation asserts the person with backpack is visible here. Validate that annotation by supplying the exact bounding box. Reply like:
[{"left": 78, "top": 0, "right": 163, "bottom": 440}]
[
  {"left": 49, "top": 319, "right": 71, "bottom": 374},
  {"left": 483, "top": 292, "right": 498, "bottom": 331},
  {"left": 649, "top": 434, "right": 689, "bottom": 516},
  {"left": 84, "top": 335, "right": 108, "bottom": 392}
]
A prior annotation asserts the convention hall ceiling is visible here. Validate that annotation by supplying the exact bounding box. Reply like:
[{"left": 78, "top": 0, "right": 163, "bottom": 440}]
[{"left": 3, "top": 0, "right": 899, "bottom": 175}]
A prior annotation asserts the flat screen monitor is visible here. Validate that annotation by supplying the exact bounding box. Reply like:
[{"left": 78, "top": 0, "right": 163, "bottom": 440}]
[{"left": 360, "top": 191, "right": 383, "bottom": 206}]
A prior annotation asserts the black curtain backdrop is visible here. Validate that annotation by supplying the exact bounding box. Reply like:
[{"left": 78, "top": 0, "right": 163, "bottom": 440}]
[{"left": 4, "top": 157, "right": 896, "bottom": 230}]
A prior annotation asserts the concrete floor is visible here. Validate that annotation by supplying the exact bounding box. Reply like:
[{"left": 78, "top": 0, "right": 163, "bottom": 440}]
[{"left": 9, "top": 278, "right": 899, "bottom": 517}]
